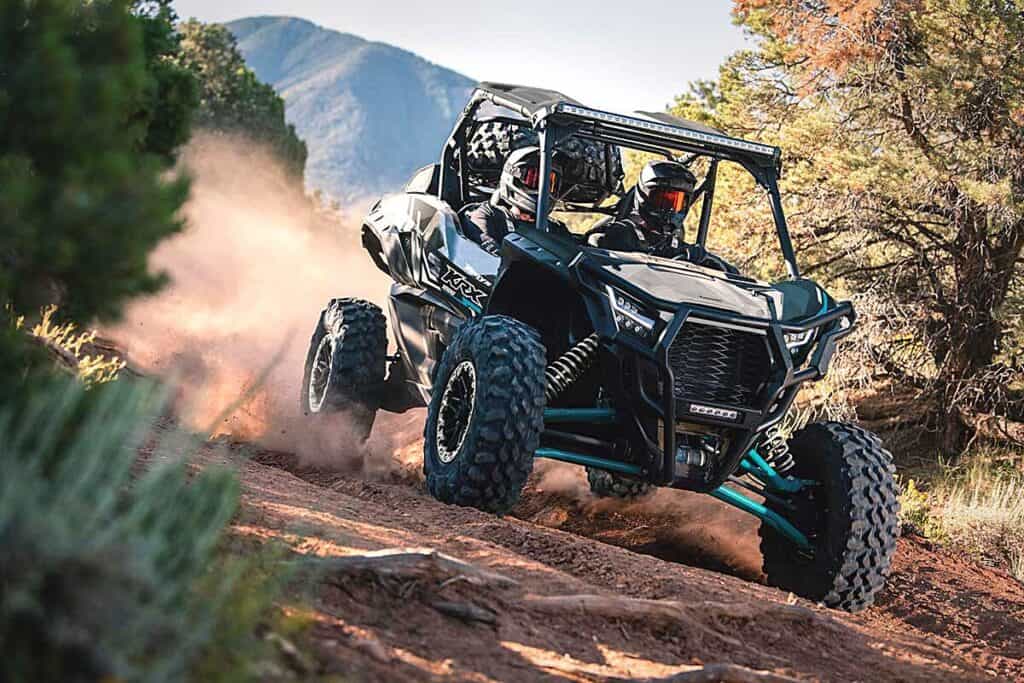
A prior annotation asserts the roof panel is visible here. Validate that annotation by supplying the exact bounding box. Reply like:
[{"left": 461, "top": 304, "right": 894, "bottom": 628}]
[
  {"left": 477, "top": 82, "right": 581, "bottom": 116},
  {"left": 473, "top": 82, "right": 779, "bottom": 166}
]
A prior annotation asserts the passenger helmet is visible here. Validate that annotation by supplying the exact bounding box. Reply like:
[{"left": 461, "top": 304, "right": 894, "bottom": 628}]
[
  {"left": 493, "top": 147, "right": 561, "bottom": 217},
  {"left": 635, "top": 160, "right": 697, "bottom": 234}
]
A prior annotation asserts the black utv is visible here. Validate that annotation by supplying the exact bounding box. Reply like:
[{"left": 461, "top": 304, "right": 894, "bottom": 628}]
[{"left": 301, "top": 83, "right": 899, "bottom": 612}]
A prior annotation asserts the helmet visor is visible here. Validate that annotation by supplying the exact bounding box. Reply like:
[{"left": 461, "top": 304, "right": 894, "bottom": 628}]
[
  {"left": 522, "top": 166, "right": 559, "bottom": 193},
  {"left": 648, "top": 187, "right": 688, "bottom": 213}
]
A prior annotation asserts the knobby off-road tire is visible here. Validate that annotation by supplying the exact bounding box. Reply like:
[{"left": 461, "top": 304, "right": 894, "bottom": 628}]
[
  {"left": 586, "top": 468, "right": 654, "bottom": 500},
  {"left": 465, "top": 121, "right": 623, "bottom": 204},
  {"left": 424, "top": 316, "right": 546, "bottom": 515},
  {"left": 759, "top": 422, "right": 899, "bottom": 612},
  {"left": 301, "top": 298, "right": 386, "bottom": 441}
]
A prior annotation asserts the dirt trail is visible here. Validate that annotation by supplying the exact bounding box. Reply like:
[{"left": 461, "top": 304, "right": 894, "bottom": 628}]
[{"left": 190, "top": 412, "right": 1024, "bottom": 683}]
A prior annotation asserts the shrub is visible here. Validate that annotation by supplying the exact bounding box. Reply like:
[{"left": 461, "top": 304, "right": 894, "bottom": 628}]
[
  {"left": 0, "top": 0, "right": 198, "bottom": 403},
  {"left": 0, "top": 378, "right": 240, "bottom": 682},
  {"left": 898, "top": 478, "right": 946, "bottom": 542},
  {"left": 0, "top": 0, "right": 194, "bottom": 323}
]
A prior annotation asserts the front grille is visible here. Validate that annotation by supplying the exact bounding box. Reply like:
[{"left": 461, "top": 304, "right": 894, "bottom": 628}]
[{"left": 668, "top": 322, "right": 771, "bottom": 408}]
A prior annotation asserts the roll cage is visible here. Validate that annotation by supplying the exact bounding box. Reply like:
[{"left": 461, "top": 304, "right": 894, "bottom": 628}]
[{"left": 440, "top": 82, "right": 801, "bottom": 279}]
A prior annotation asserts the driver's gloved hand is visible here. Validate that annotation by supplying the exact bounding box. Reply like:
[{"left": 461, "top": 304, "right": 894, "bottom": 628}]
[
  {"left": 479, "top": 234, "right": 501, "bottom": 255},
  {"left": 588, "top": 220, "right": 642, "bottom": 251}
]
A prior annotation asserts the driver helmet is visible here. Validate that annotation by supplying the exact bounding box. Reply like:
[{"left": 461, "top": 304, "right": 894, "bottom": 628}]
[
  {"left": 635, "top": 160, "right": 697, "bottom": 235},
  {"left": 493, "top": 147, "right": 562, "bottom": 219}
]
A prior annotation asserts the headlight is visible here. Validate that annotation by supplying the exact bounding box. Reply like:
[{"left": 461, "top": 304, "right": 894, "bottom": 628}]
[
  {"left": 783, "top": 329, "right": 815, "bottom": 351},
  {"left": 606, "top": 286, "right": 657, "bottom": 339}
]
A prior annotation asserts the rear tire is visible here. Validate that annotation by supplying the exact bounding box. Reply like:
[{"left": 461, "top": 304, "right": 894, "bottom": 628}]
[
  {"left": 424, "top": 316, "right": 546, "bottom": 515},
  {"left": 759, "top": 422, "right": 899, "bottom": 612},
  {"left": 586, "top": 468, "right": 653, "bottom": 500},
  {"left": 465, "top": 121, "right": 623, "bottom": 204},
  {"left": 300, "top": 299, "right": 386, "bottom": 441}
]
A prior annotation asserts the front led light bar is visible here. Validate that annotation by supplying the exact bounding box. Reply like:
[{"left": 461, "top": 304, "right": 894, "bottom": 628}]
[
  {"left": 688, "top": 403, "right": 740, "bottom": 421},
  {"left": 555, "top": 103, "right": 779, "bottom": 158}
]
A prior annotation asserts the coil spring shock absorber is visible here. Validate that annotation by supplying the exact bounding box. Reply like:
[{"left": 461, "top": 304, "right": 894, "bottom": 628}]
[
  {"left": 760, "top": 424, "right": 795, "bottom": 475},
  {"left": 545, "top": 333, "right": 599, "bottom": 402}
]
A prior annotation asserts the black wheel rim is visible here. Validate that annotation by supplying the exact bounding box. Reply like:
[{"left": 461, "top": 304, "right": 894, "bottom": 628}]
[
  {"left": 436, "top": 361, "right": 477, "bottom": 464},
  {"left": 308, "top": 335, "right": 333, "bottom": 412}
]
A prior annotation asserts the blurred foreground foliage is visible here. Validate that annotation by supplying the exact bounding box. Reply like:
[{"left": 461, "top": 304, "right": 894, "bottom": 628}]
[
  {"left": 0, "top": 378, "right": 241, "bottom": 681},
  {"left": 0, "top": 0, "right": 196, "bottom": 325},
  {"left": 0, "top": 5, "right": 315, "bottom": 678}
]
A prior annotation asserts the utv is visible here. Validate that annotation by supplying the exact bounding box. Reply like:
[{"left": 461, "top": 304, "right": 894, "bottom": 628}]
[{"left": 301, "top": 83, "right": 899, "bottom": 612}]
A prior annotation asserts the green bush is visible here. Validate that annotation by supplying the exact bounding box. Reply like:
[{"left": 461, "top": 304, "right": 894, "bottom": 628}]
[{"left": 0, "top": 378, "right": 240, "bottom": 682}]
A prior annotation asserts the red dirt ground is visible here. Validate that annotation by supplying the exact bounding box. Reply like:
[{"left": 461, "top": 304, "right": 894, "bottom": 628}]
[{"left": 185, "top": 417, "right": 1024, "bottom": 682}]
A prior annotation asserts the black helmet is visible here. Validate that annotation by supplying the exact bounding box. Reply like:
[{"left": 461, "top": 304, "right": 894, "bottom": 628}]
[
  {"left": 493, "top": 147, "right": 562, "bottom": 217},
  {"left": 635, "top": 160, "right": 697, "bottom": 234}
]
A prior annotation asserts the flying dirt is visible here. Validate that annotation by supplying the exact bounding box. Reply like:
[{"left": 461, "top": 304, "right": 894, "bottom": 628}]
[
  {"left": 107, "top": 132, "right": 414, "bottom": 473},
  {"left": 114, "top": 133, "right": 1024, "bottom": 681}
]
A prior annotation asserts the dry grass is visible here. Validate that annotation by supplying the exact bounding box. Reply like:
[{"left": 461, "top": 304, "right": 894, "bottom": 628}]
[
  {"left": 938, "top": 465, "right": 1024, "bottom": 537},
  {"left": 900, "top": 453, "right": 1024, "bottom": 581},
  {"left": 24, "top": 305, "right": 126, "bottom": 385},
  {"left": 1010, "top": 548, "right": 1024, "bottom": 583}
]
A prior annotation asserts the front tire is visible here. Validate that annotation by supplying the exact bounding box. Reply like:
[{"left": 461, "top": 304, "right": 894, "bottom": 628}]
[
  {"left": 586, "top": 468, "right": 654, "bottom": 500},
  {"left": 424, "top": 316, "right": 546, "bottom": 515},
  {"left": 759, "top": 422, "right": 899, "bottom": 612},
  {"left": 300, "top": 298, "right": 386, "bottom": 441}
]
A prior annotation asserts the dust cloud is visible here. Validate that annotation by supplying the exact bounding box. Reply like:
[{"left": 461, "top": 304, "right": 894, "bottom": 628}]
[
  {"left": 107, "top": 131, "right": 419, "bottom": 472},
  {"left": 531, "top": 461, "right": 763, "bottom": 579}
]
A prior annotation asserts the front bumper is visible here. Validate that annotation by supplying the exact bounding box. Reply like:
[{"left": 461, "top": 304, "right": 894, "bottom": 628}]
[{"left": 579, "top": 261, "right": 857, "bottom": 492}]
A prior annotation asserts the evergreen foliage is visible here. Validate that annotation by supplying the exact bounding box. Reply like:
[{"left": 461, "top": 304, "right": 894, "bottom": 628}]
[
  {"left": 176, "top": 20, "right": 307, "bottom": 180},
  {"left": 0, "top": 0, "right": 198, "bottom": 402}
]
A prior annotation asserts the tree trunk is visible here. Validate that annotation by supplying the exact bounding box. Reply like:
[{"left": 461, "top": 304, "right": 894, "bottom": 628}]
[{"left": 935, "top": 216, "right": 1021, "bottom": 454}]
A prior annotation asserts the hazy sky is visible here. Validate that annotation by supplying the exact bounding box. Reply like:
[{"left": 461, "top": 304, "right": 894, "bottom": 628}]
[{"left": 171, "top": 0, "right": 749, "bottom": 113}]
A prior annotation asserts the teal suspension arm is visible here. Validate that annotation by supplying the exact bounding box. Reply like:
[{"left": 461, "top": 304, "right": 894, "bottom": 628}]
[{"left": 710, "top": 485, "right": 811, "bottom": 549}]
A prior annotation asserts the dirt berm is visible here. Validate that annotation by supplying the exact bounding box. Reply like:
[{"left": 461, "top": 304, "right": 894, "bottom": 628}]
[{"left": 184, "top": 422, "right": 1023, "bottom": 683}]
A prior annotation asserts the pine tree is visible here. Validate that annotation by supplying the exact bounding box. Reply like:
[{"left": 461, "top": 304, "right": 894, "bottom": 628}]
[
  {"left": 176, "top": 20, "right": 308, "bottom": 180},
  {"left": 0, "top": 0, "right": 197, "bottom": 401}
]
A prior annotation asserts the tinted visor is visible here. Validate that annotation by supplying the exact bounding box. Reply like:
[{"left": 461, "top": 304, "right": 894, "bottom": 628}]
[
  {"left": 522, "top": 166, "right": 559, "bottom": 193},
  {"left": 649, "top": 187, "right": 688, "bottom": 213}
]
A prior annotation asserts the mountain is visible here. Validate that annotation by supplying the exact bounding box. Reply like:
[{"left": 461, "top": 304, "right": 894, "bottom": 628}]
[{"left": 227, "top": 16, "right": 475, "bottom": 202}]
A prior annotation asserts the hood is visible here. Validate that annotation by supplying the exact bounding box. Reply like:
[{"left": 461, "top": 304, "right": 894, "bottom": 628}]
[{"left": 589, "top": 250, "right": 774, "bottom": 319}]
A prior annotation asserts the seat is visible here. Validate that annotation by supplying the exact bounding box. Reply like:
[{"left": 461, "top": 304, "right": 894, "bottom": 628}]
[{"left": 771, "top": 278, "right": 831, "bottom": 321}]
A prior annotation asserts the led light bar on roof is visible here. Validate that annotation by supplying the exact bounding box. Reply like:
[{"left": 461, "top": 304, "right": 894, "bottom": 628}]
[{"left": 555, "top": 104, "right": 778, "bottom": 158}]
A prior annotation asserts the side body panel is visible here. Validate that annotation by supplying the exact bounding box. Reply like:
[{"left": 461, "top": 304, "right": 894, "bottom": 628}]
[{"left": 362, "top": 192, "right": 500, "bottom": 399}]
